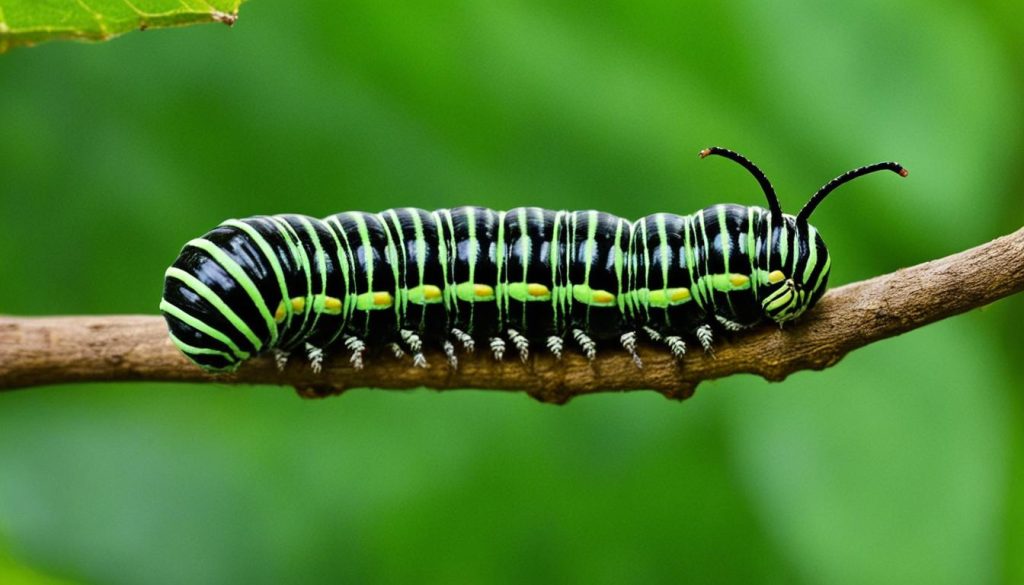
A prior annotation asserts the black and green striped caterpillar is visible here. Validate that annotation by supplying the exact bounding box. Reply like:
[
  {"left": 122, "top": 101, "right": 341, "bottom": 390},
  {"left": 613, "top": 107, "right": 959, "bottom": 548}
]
[{"left": 160, "top": 147, "right": 906, "bottom": 372}]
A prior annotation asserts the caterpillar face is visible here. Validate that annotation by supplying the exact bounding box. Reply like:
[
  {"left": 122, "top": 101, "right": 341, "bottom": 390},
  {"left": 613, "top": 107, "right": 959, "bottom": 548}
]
[
  {"left": 160, "top": 147, "right": 904, "bottom": 372},
  {"left": 757, "top": 214, "right": 831, "bottom": 324}
]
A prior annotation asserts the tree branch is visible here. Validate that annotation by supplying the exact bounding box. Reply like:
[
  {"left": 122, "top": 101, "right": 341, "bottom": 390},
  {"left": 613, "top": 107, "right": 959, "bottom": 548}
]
[{"left": 2, "top": 228, "right": 1023, "bottom": 402}]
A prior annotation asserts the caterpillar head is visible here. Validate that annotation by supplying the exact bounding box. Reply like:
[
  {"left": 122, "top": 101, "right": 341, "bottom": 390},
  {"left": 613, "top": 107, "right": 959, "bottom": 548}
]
[
  {"left": 700, "top": 147, "right": 907, "bottom": 324},
  {"left": 755, "top": 214, "right": 830, "bottom": 323}
]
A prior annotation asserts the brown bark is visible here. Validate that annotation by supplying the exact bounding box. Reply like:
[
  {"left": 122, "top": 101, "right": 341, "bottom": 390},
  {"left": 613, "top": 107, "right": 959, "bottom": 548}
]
[{"left": 2, "top": 228, "right": 1022, "bottom": 403}]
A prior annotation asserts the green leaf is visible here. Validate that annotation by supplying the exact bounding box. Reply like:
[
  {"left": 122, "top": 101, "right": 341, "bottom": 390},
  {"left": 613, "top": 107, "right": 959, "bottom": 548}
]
[{"left": 0, "top": 0, "right": 244, "bottom": 53}]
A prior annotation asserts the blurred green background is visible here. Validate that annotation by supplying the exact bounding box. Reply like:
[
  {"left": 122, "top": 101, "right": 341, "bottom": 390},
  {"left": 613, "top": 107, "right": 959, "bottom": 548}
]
[{"left": 2, "top": 1, "right": 1023, "bottom": 583}]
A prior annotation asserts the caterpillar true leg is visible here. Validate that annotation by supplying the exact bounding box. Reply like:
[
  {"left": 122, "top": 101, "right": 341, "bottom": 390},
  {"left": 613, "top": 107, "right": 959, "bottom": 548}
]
[
  {"left": 507, "top": 329, "right": 530, "bottom": 363},
  {"left": 572, "top": 329, "right": 597, "bottom": 361},
  {"left": 273, "top": 349, "right": 290, "bottom": 372},
  {"left": 546, "top": 336, "right": 564, "bottom": 360},
  {"left": 343, "top": 335, "right": 367, "bottom": 370},
  {"left": 442, "top": 340, "right": 458, "bottom": 369},
  {"left": 664, "top": 335, "right": 687, "bottom": 361},
  {"left": 695, "top": 325, "right": 714, "bottom": 355},
  {"left": 489, "top": 337, "right": 506, "bottom": 361},
  {"left": 305, "top": 343, "right": 325, "bottom": 374},
  {"left": 715, "top": 315, "right": 750, "bottom": 332},
  {"left": 386, "top": 342, "right": 405, "bottom": 359},
  {"left": 620, "top": 331, "right": 643, "bottom": 369},
  {"left": 451, "top": 328, "right": 474, "bottom": 353},
  {"left": 400, "top": 329, "right": 428, "bottom": 368},
  {"left": 411, "top": 353, "right": 428, "bottom": 368},
  {"left": 643, "top": 327, "right": 663, "bottom": 343}
]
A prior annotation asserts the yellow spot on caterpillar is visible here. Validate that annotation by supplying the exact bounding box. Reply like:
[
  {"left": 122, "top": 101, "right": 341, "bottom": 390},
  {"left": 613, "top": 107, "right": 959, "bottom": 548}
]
[
  {"left": 274, "top": 301, "right": 287, "bottom": 323},
  {"left": 768, "top": 270, "right": 786, "bottom": 284},
  {"left": 408, "top": 285, "right": 444, "bottom": 304},
  {"left": 355, "top": 291, "right": 393, "bottom": 310},
  {"left": 455, "top": 282, "right": 496, "bottom": 301},
  {"left": 670, "top": 288, "right": 690, "bottom": 302},
  {"left": 291, "top": 297, "right": 306, "bottom": 313},
  {"left": 730, "top": 274, "right": 750, "bottom": 287},
  {"left": 527, "top": 283, "right": 550, "bottom": 297},
  {"left": 648, "top": 287, "right": 692, "bottom": 307},
  {"left": 572, "top": 284, "right": 616, "bottom": 306},
  {"left": 507, "top": 282, "right": 549, "bottom": 301},
  {"left": 323, "top": 296, "right": 342, "bottom": 314},
  {"left": 373, "top": 292, "right": 393, "bottom": 306}
]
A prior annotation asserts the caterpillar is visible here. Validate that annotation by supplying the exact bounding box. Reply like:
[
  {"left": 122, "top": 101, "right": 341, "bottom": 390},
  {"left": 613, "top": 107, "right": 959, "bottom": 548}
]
[{"left": 160, "top": 147, "right": 906, "bottom": 373}]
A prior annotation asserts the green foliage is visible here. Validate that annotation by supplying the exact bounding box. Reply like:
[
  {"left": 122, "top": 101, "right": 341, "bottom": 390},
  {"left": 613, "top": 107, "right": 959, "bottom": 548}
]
[
  {"left": 0, "top": 1, "right": 1022, "bottom": 583},
  {"left": 0, "top": 0, "right": 244, "bottom": 53},
  {"left": 0, "top": 542, "right": 75, "bottom": 585}
]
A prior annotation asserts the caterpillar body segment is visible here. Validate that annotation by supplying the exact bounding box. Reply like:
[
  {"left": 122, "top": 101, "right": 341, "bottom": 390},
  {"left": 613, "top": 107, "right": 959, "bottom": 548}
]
[{"left": 161, "top": 147, "right": 906, "bottom": 372}]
